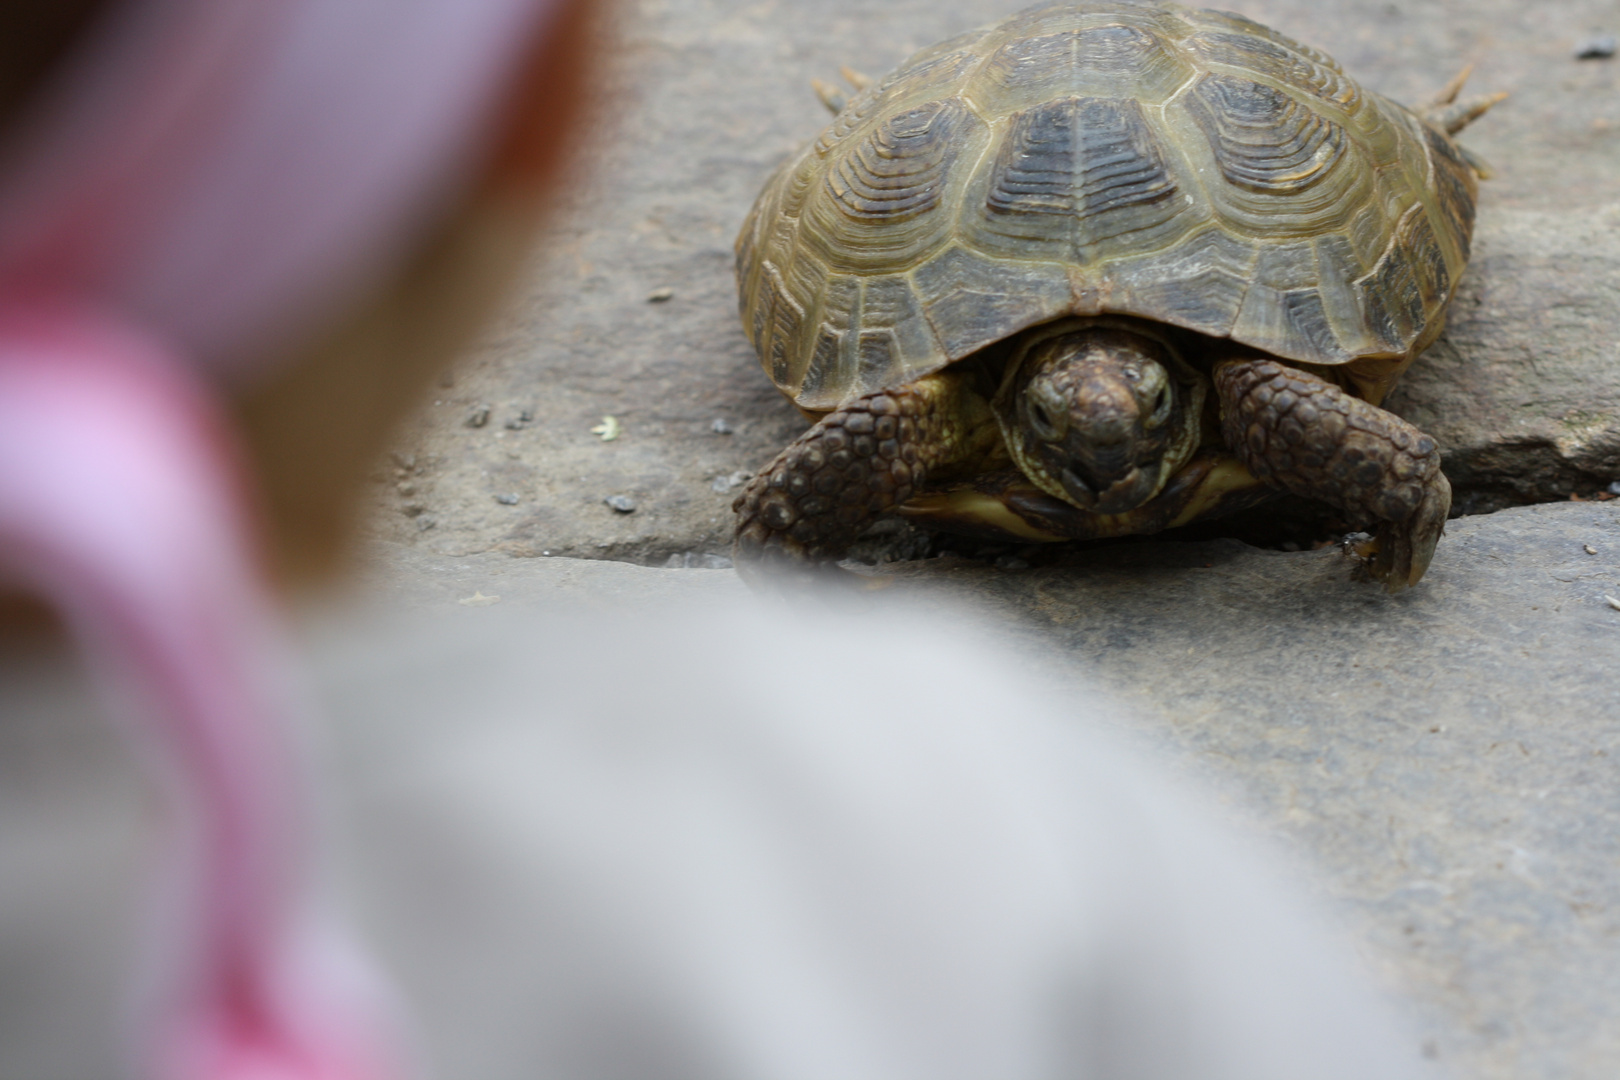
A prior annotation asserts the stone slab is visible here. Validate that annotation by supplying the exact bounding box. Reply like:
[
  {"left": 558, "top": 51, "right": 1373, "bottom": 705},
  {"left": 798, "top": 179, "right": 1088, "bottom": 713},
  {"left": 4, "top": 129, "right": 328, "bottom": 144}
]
[
  {"left": 877, "top": 500, "right": 1620, "bottom": 1080},
  {"left": 364, "top": 0, "right": 1620, "bottom": 564},
  {"left": 357, "top": 501, "right": 1620, "bottom": 1080},
  {"left": 5, "top": 503, "right": 1618, "bottom": 1078}
]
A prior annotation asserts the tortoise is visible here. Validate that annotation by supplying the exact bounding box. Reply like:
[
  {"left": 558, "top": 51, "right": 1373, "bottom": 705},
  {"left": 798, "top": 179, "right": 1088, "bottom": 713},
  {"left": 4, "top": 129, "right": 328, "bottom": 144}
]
[{"left": 731, "top": 0, "right": 1502, "bottom": 590}]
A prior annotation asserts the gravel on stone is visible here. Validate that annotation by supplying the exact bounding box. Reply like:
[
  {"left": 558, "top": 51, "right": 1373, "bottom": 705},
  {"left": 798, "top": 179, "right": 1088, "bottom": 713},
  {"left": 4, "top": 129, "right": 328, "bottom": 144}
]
[{"left": 1574, "top": 33, "right": 1616, "bottom": 59}]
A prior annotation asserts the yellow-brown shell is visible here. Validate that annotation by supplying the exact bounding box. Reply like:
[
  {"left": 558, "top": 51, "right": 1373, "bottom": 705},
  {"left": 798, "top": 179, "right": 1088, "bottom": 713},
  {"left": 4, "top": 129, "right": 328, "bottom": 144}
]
[{"left": 735, "top": 1, "right": 1480, "bottom": 411}]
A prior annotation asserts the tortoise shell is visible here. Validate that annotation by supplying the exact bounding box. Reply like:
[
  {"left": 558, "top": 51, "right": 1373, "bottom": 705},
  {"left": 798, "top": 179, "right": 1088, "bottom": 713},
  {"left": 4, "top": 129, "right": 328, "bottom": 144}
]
[{"left": 735, "top": 1, "right": 1479, "bottom": 413}]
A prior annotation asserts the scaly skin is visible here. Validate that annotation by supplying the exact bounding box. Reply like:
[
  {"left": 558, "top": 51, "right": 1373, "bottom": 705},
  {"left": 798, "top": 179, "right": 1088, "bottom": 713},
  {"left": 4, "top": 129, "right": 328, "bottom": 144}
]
[
  {"left": 732, "top": 371, "right": 993, "bottom": 580},
  {"left": 1213, "top": 357, "right": 1450, "bottom": 591}
]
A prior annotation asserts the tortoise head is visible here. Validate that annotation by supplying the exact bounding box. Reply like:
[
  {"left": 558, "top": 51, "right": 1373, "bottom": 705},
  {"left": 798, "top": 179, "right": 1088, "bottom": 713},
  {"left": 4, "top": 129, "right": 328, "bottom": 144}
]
[{"left": 992, "top": 319, "right": 1206, "bottom": 515}]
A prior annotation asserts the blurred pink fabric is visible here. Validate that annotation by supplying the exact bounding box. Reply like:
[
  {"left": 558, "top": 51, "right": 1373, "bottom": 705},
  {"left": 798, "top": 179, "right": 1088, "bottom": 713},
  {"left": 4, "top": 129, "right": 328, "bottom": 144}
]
[
  {"left": 0, "top": 1, "right": 563, "bottom": 1077},
  {"left": 0, "top": 0, "right": 559, "bottom": 384}
]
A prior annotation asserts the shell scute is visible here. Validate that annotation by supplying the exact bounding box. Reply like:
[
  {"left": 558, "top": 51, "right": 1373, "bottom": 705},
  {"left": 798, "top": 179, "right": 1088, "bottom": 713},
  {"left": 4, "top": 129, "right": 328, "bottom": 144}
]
[
  {"left": 971, "top": 24, "right": 1194, "bottom": 113},
  {"left": 1186, "top": 74, "right": 1346, "bottom": 196},
  {"left": 912, "top": 245, "right": 1072, "bottom": 362},
  {"left": 1354, "top": 212, "right": 1428, "bottom": 355},
  {"left": 828, "top": 100, "right": 963, "bottom": 222},
  {"left": 1184, "top": 32, "right": 1361, "bottom": 114},
  {"left": 1397, "top": 207, "right": 1452, "bottom": 311},
  {"left": 974, "top": 95, "right": 1188, "bottom": 261},
  {"left": 1096, "top": 226, "right": 1256, "bottom": 338},
  {"left": 800, "top": 98, "right": 987, "bottom": 274},
  {"left": 737, "top": 1, "right": 1482, "bottom": 408},
  {"left": 1175, "top": 6, "right": 1344, "bottom": 74},
  {"left": 1423, "top": 124, "right": 1478, "bottom": 259},
  {"left": 860, "top": 275, "right": 941, "bottom": 388}
]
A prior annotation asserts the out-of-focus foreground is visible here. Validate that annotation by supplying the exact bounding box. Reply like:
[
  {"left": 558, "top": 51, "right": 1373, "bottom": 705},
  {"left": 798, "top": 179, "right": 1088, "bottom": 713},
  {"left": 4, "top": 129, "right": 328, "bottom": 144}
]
[{"left": 0, "top": 1, "right": 1616, "bottom": 1079}]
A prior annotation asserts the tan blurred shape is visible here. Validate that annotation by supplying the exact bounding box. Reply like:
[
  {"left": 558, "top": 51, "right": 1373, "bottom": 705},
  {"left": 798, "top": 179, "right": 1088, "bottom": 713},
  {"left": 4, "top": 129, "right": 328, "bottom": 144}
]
[{"left": 233, "top": 0, "right": 603, "bottom": 585}]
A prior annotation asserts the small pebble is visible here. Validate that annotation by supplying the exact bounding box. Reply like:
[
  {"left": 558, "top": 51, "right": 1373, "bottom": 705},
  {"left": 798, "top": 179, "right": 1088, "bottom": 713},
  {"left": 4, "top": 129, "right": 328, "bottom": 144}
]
[
  {"left": 664, "top": 552, "right": 733, "bottom": 569},
  {"left": 402, "top": 502, "right": 425, "bottom": 518},
  {"left": 711, "top": 470, "right": 751, "bottom": 494},
  {"left": 647, "top": 287, "right": 675, "bottom": 302},
  {"left": 1607, "top": 480, "right": 1620, "bottom": 496},
  {"left": 390, "top": 452, "right": 417, "bottom": 472},
  {"left": 1586, "top": 544, "right": 1598, "bottom": 555},
  {"left": 591, "top": 416, "right": 621, "bottom": 441},
  {"left": 505, "top": 408, "right": 535, "bottom": 431},
  {"left": 495, "top": 493, "right": 520, "bottom": 506},
  {"left": 1606, "top": 595, "right": 1620, "bottom": 612},
  {"left": 604, "top": 494, "right": 637, "bottom": 513},
  {"left": 396, "top": 480, "right": 416, "bottom": 496},
  {"left": 711, "top": 418, "right": 734, "bottom": 435},
  {"left": 416, "top": 515, "right": 438, "bottom": 531},
  {"left": 1575, "top": 34, "right": 1616, "bottom": 59},
  {"left": 458, "top": 591, "right": 500, "bottom": 607},
  {"left": 465, "top": 405, "right": 491, "bottom": 429}
]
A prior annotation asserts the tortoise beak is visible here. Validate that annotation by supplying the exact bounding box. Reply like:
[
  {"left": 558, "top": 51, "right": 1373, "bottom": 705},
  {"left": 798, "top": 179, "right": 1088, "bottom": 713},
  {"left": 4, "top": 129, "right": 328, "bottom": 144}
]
[{"left": 1059, "top": 464, "right": 1157, "bottom": 514}]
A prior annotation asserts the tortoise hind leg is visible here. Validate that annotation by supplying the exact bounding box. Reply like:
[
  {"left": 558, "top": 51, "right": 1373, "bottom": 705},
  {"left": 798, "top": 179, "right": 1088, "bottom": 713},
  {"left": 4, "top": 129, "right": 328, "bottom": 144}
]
[
  {"left": 1420, "top": 63, "right": 1507, "bottom": 135},
  {"left": 732, "top": 372, "right": 991, "bottom": 582},
  {"left": 811, "top": 65, "right": 875, "bottom": 115},
  {"left": 1213, "top": 358, "right": 1450, "bottom": 592}
]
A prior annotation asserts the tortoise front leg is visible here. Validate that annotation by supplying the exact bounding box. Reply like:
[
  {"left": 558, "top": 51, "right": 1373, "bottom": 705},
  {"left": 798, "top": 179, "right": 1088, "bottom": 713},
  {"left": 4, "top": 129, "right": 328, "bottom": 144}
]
[
  {"left": 1213, "top": 358, "right": 1450, "bottom": 592},
  {"left": 732, "top": 372, "right": 989, "bottom": 580}
]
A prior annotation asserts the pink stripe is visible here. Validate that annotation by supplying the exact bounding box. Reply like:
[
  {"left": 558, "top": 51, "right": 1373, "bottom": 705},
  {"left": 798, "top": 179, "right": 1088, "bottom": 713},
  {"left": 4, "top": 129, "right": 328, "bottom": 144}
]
[
  {"left": 0, "top": 304, "right": 400, "bottom": 1079},
  {"left": 0, "top": 3, "right": 565, "bottom": 1075}
]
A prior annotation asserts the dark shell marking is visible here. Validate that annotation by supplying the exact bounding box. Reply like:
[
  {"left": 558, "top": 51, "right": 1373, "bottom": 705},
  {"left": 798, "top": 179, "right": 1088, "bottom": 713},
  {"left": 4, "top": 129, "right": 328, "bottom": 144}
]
[
  {"left": 984, "top": 97, "right": 1180, "bottom": 249},
  {"left": 828, "top": 100, "right": 967, "bottom": 223},
  {"left": 736, "top": 0, "right": 1481, "bottom": 411},
  {"left": 1186, "top": 74, "right": 1347, "bottom": 196}
]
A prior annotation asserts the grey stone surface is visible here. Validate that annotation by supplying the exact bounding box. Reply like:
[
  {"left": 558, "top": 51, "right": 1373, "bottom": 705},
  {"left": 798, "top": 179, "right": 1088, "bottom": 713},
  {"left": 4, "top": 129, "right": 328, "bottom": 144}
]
[
  {"left": 364, "top": 501, "right": 1620, "bottom": 1080},
  {"left": 1386, "top": 205, "right": 1620, "bottom": 514},
  {"left": 5, "top": 504, "right": 1619, "bottom": 1078},
  {"left": 365, "top": 0, "right": 1620, "bottom": 564},
  {"left": 878, "top": 501, "right": 1620, "bottom": 1080}
]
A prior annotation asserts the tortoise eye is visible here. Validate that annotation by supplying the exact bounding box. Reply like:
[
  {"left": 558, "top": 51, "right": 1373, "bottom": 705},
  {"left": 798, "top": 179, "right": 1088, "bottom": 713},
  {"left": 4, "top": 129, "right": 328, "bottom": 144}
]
[{"left": 1147, "top": 385, "right": 1171, "bottom": 425}]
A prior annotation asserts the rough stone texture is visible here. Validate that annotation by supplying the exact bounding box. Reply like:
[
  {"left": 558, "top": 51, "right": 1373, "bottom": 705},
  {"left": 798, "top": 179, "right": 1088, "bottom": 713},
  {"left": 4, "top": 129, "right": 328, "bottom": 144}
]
[
  {"left": 365, "top": 0, "right": 1620, "bottom": 564},
  {"left": 1385, "top": 205, "right": 1620, "bottom": 514},
  {"left": 5, "top": 505, "right": 1620, "bottom": 1077},
  {"left": 876, "top": 501, "right": 1620, "bottom": 1080},
  {"left": 368, "top": 502, "right": 1620, "bottom": 1080}
]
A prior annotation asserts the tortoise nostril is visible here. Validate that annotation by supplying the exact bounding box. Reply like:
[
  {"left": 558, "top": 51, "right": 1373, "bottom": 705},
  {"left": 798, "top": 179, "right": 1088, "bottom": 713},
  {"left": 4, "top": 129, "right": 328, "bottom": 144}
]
[{"left": 1027, "top": 394, "right": 1065, "bottom": 441}]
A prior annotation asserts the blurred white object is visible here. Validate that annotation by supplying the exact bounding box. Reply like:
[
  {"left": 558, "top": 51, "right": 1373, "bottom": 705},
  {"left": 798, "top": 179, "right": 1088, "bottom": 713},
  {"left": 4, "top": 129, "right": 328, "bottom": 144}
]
[
  {"left": 0, "top": 0, "right": 569, "bottom": 1075},
  {"left": 302, "top": 596, "right": 1436, "bottom": 1080}
]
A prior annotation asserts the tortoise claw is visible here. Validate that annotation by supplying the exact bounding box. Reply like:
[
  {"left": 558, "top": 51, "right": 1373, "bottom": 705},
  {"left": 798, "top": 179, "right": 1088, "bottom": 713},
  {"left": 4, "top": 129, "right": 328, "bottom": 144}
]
[{"left": 1364, "top": 472, "right": 1450, "bottom": 593}]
